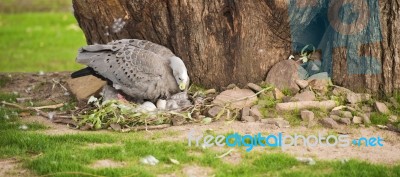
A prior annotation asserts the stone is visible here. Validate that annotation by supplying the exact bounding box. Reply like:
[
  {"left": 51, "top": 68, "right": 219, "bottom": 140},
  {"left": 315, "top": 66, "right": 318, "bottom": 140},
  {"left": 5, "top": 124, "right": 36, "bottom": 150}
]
[
  {"left": 374, "top": 102, "right": 390, "bottom": 114},
  {"left": 213, "top": 88, "right": 257, "bottom": 109},
  {"left": 262, "top": 118, "right": 290, "bottom": 128},
  {"left": 339, "top": 118, "right": 351, "bottom": 125},
  {"left": 330, "top": 115, "right": 342, "bottom": 121},
  {"left": 360, "top": 114, "right": 371, "bottom": 124},
  {"left": 295, "top": 79, "right": 309, "bottom": 89},
  {"left": 320, "top": 118, "right": 340, "bottom": 129},
  {"left": 346, "top": 93, "right": 371, "bottom": 104},
  {"left": 273, "top": 88, "right": 285, "bottom": 100},
  {"left": 361, "top": 105, "right": 372, "bottom": 113},
  {"left": 389, "top": 115, "right": 398, "bottom": 123},
  {"left": 352, "top": 116, "right": 363, "bottom": 124},
  {"left": 300, "top": 110, "right": 314, "bottom": 122},
  {"left": 307, "top": 72, "right": 329, "bottom": 80},
  {"left": 296, "top": 157, "right": 316, "bottom": 166},
  {"left": 207, "top": 106, "right": 223, "bottom": 117},
  {"left": 249, "top": 106, "right": 263, "bottom": 120},
  {"left": 276, "top": 101, "right": 336, "bottom": 111},
  {"left": 265, "top": 60, "right": 306, "bottom": 94},
  {"left": 308, "top": 78, "right": 329, "bottom": 94},
  {"left": 242, "top": 116, "right": 256, "bottom": 122},
  {"left": 282, "top": 96, "right": 292, "bottom": 103},
  {"left": 389, "top": 97, "right": 399, "bottom": 109},
  {"left": 66, "top": 75, "right": 106, "bottom": 101},
  {"left": 241, "top": 107, "right": 250, "bottom": 120},
  {"left": 247, "top": 83, "right": 263, "bottom": 93},
  {"left": 304, "top": 60, "right": 321, "bottom": 76},
  {"left": 226, "top": 84, "right": 238, "bottom": 90},
  {"left": 291, "top": 90, "right": 316, "bottom": 102},
  {"left": 204, "top": 89, "right": 216, "bottom": 95},
  {"left": 341, "top": 111, "right": 353, "bottom": 118}
]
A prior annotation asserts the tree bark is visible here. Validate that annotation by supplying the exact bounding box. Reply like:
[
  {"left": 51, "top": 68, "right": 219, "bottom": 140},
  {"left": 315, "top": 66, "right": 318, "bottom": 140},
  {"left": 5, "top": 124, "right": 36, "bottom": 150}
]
[{"left": 72, "top": 0, "right": 400, "bottom": 95}]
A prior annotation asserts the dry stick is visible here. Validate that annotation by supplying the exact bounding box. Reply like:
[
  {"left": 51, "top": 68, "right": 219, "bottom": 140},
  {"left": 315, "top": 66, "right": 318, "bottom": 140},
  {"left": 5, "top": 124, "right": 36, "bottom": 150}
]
[
  {"left": 30, "top": 103, "right": 64, "bottom": 110},
  {"left": 120, "top": 124, "right": 171, "bottom": 132},
  {"left": 1, "top": 101, "right": 71, "bottom": 119}
]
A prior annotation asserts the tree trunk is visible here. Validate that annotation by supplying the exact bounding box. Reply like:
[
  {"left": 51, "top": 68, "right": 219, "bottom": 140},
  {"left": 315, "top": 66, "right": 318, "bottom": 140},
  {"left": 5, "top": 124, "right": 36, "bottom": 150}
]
[{"left": 72, "top": 0, "right": 399, "bottom": 95}]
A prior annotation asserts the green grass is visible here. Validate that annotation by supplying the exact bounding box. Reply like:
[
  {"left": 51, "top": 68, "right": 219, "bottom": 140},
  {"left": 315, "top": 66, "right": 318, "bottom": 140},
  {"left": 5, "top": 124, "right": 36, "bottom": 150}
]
[
  {"left": 0, "top": 116, "right": 400, "bottom": 176},
  {"left": 0, "top": 0, "right": 72, "bottom": 13},
  {"left": 370, "top": 112, "right": 390, "bottom": 125},
  {"left": 0, "top": 12, "right": 86, "bottom": 72}
]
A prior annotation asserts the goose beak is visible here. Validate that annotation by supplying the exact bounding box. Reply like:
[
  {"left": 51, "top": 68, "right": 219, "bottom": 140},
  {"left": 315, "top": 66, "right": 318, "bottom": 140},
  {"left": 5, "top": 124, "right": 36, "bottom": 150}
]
[{"left": 179, "top": 82, "right": 186, "bottom": 91}]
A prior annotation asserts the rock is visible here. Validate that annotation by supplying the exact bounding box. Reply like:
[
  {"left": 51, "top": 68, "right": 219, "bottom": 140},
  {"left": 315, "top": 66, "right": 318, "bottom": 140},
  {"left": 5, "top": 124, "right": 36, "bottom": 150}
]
[
  {"left": 273, "top": 88, "right": 285, "bottom": 100},
  {"left": 213, "top": 88, "right": 257, "bottom": 109},
  {"left": 339, "top": 118, "right": 351, "bottom": 125},
  {"left": 226, "top": 84, "right": 237, "bottom": 90},
  {"left": 341, "top": 111, "right": 353, "bottom": 118},
  {"left": 352, "top": 116, "right": 363, "bottom": 124},
  {"left": 389, "top": 97, "right": 399, "bottom": 109},
  {"left": 330, "top": 115, "right": 342, "bottom": 121},
  {"left": 247, "top": 83, "right": 263, "bottom": 93},
  {"left": 307, "top": 72, "right": 329, "bottom": 80},
  {"left": 361, "top": 105, "right": 372, "bottom": 112},
  {"left": 262, "top": 118, "right": 290, "bottom": 128},
  {"left": 249, "top": 106, "right": 263, "bottom": 120},
  {"left": 242, "top": 116, "right": 256, "bottom": 122},
  {"left": 389, "top": 115, "right": 398, "bottom": 123},
  {"left": 276, "top": 101, "right": 336, "bottom": 111},
  {"left": 291, "top": 90, "right": 316, "bottom": 102},
  {"left": 360, "top": 114, "right": 371, "bottom": 124},
  {"left": 346, "top": 93, "right": 371, "bottom": 104},
  {"left": 300, "top": 110, "right": 314, "bottom": 122},
  {"left": 265, "top": 60, "right": 307, "bottom": 93},
  {"left": 241, "top": 107, "right": 250, "bottom": 116},
  {"left": 140, "top": 155, "right": 159, "bottom": 166},
  {"left": 66, "top": 75, "right": 106, "bottom": 101},
  {"left": 282, "top": 96, "right": 292, "bottom": 103},
  {"left": 304, "top": 60, "right": 322, "bottom": 76},
  {"left": 110, "top": 123, "right": 121, "bottom": 131},
  {"left": 374, "top": 102, "right": 390, "bottom": 114},
  {"left": 320, "top": 118, "right": 340, "bottom": 129},
  {"left": 204, "top": 89, "right": 216, "bottom": 95},
  {"left": 208, "top": 106, "right": 223, "bottom": 117},
  {"left": 295, "top": 79, "right": 309, "bottom": 89},
  {"left": 296, "top": 157, "right": 316, "bottom": 166},
  {"left": 308, "top": 78, "right": 329, "bottom": 94},
  {"left": 332, "top": 86, "right": 353, "bottom": 96}
]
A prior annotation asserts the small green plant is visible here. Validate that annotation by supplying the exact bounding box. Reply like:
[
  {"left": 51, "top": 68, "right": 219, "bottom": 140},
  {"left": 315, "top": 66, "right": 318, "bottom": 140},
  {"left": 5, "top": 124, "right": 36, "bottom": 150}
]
[
  {"left": 281, "top": 88, "right": 293, "bottom": 97},
  {"left": 370, "top": 112, "right": 390, "bottom": 125}
]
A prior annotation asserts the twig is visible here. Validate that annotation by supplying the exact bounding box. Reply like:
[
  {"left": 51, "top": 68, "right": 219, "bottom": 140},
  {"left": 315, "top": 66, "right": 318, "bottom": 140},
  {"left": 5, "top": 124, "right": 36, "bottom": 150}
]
[
  {"left": 120, "top": 124, "right": 171, "bottom": 132},
  {"left": 216, "top": 149, "right": 235, "bottom": 158},
  {"left": 1, "top": 101, "right": 70, "bottom": 120},
  {"left": 30, "top": 103, "right": 64, "bottom": 110}
]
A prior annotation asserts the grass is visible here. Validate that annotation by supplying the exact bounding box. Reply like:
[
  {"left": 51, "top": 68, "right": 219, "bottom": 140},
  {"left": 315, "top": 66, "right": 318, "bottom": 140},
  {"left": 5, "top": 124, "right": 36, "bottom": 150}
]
[
  {"left": 0, "top": 12, "right": 86, "bottom": 72},
  {"left": 0, "top": 0, "right": 72, "bottom": 13},
  {"left": 1, "top": 117, "right": 400, "bottom": 177},
  {"left": 370, "top": 112, "right": 390, "bottom": 125}
]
